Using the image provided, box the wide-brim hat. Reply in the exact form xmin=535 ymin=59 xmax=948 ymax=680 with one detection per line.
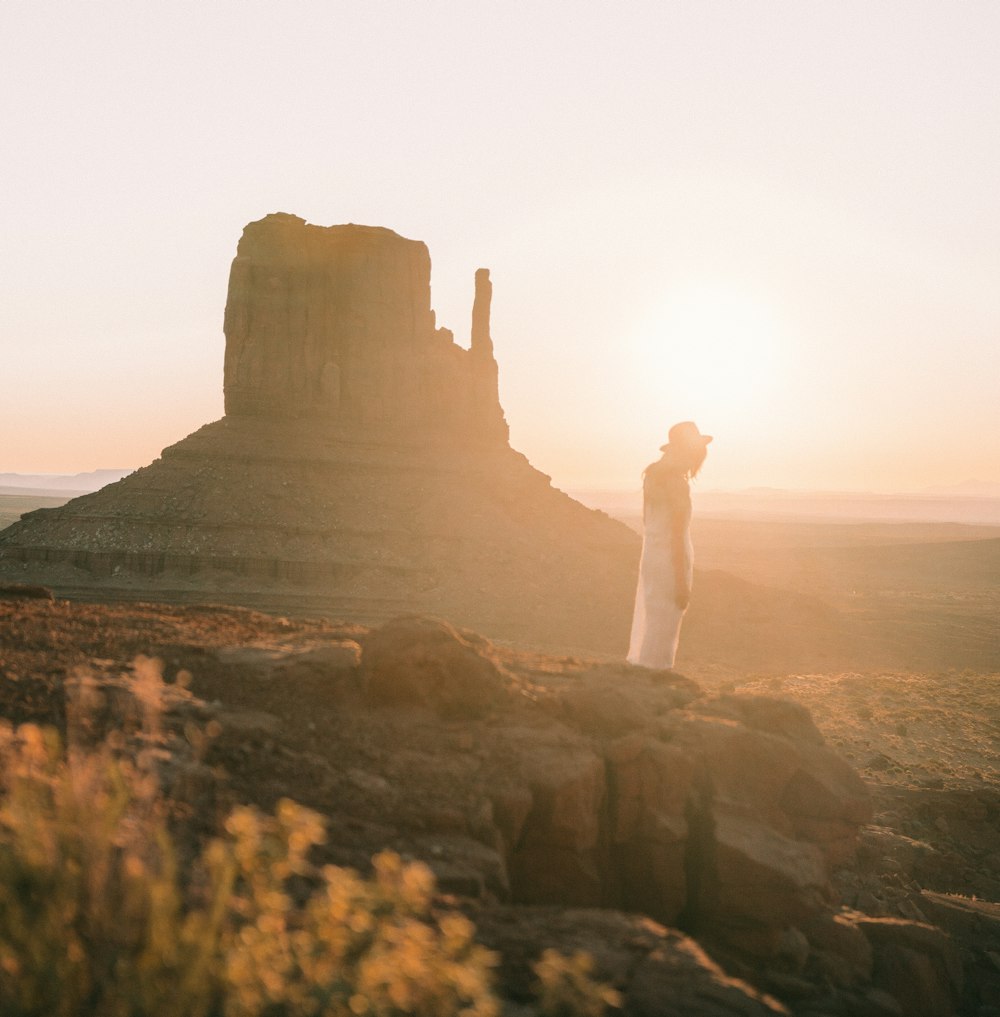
xmin=660 ymin=420 xmax=713 ymax=451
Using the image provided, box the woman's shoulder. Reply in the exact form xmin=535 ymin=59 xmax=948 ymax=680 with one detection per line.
xmin=644 ymin=459 xmax=689 ymax=499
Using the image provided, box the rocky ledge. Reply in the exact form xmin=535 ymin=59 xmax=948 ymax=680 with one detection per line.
xmin=3 ymin=595 xmax=992 ymax=1015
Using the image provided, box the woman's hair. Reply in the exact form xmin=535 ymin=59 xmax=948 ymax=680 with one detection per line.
xmin=686 ymin=443 xmax=708 ymax=480
xmin=644 ymin=443 xmax=707 ymax=483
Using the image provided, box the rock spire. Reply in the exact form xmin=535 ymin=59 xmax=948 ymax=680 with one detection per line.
xmin=223 ymin=213 xmax=508 ymax=443
xmin=0 ymin=215 xmax=638 ymax=652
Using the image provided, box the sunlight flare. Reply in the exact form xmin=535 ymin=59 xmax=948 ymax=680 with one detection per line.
xmin=634 ymin=283 xmax=786 ymax=426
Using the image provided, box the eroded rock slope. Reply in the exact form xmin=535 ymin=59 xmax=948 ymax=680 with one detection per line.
xmin=3 ymin=594 xmax=990 ymax=1015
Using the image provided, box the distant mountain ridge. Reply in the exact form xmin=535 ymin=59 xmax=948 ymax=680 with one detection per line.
xmin=0 ymin=469 xmax=133 ymax=495
xmin=570 ymin=483 xmax=1000 ymax=526
xmin=920 ymin=479 xmax=1000 ymax=497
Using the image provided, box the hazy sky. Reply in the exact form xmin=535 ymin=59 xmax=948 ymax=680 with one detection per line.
xmin=3 ymin=1 xmax=998 ymax=492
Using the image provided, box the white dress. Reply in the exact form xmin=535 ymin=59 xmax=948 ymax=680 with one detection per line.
xmin=626 ymin=463 xmax=693 ymax=669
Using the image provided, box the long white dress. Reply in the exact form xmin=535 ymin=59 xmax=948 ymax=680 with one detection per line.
xmin=626 ymin=462 xmax=693 ymax=669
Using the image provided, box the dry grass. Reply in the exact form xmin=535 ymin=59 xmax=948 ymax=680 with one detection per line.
xmin=0 ymin=658 xmax=617 ymax=1017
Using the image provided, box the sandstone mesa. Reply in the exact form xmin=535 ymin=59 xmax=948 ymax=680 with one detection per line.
xmin=0 ymin=214 xmax=637 ymax=651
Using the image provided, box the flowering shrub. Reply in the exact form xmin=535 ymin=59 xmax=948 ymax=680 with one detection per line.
xmin=533 ymin=949 xmax=622 ymax=1017
xmin=0 ymin=669 xmax=618 ymax=1017
xmin=217 ymin=803 xmax=499 ymax=1017
xmin=0 ymin=721 xmax=501 ymax=1017
xmin=0 ymin=722 xmax=225 ymax=1017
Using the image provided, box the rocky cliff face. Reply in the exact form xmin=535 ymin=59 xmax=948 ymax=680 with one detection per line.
xmin=3 ymin=595 xmax=979 ymax=1017
xmin=223 ymin=213 xmax=508 ymax=443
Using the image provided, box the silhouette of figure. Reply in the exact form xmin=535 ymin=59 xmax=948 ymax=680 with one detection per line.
xmin=627 ymin=422 xmax=712 ymax=669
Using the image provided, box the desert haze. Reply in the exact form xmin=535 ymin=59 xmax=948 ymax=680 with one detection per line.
xmin=2 ymin=498 xmax=998 ymax=1014
xmin=2 ymin=1 xmax=999 ymax=1011
xmin=1 ymin=213 xmax=998 ymax=1014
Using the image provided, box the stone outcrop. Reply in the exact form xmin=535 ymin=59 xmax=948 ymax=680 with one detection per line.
xmin=361 ymin=615 xmax=506 ymax=717
xmin=349 ymin=618 xmax=876 ymax=968
xmin=0 ymin=215 xmax=637 ymax=652
xmin=223 ymin=214 xmax=508 ymax=444
xmin=474 ymin=908 xmax=788 ymax=1017
xmin=3 ymin=597 xmax=980 ymax=1016
xmin=851 ymin=916 xmax=963 ymax=1017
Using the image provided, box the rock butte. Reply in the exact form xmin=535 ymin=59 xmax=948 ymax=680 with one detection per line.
xmin=0 ymin=214 xmax=639 ymax=651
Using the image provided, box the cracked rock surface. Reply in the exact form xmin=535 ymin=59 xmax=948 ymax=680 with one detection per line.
xmin=5 ymin=596 xmax=995 ymax=1014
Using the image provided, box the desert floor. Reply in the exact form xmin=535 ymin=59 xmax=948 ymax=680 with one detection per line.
xmin=2 ymin=498 xmax=998 ymax=900
xmin=684 ymin=517 xmax=1000 ymax=910
xmin=2 ymin=507 xmax=999 ymax=1012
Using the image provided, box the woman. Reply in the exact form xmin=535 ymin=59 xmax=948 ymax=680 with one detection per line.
xmin=627 ymin=421 xmax=712 ymax=670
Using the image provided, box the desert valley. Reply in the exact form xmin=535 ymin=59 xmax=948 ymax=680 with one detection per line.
xmin=2 ymin=506 xmax=998 ymax=1015
xmin=1 ymin=215 xmax=997 ymax=1016
xmin=7 ymin=1 xmax=1000 ymax=1012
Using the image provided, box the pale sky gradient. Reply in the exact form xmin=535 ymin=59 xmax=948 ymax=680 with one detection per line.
xmin=2 ymin=1 xmax=998 ymax=492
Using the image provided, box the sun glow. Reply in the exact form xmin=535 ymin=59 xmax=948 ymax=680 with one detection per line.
xmin=633 ymin=284 xmax=787 ymax=427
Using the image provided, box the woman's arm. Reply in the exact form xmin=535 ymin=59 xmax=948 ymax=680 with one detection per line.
xmin=666 ymin=475 xmax=691 ymax=610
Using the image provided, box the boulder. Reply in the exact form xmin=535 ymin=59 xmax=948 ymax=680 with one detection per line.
xmin=854 ymin=916 xmax=963 ymax=1017
xmin=410 ymin=832 xmax=509 ymax=900
xmin=686 ymin=695 xmax=872 ymax=849
xmin=916 ymin=893 xmax=1000 ymax=1016
xmin=673 ymin=714 xmax=801 ymax=825
xmin=801 ymin=909 xmax=875 ymax=986
xmin=706 ymin=813 xmax=829 ymax=936
xmin=503 ymin=728 xmax=608 ymax=907
xmin=780 ymin=739 xmax=872 ymax=860
xmin=605 ymin=733 xmax=694 ymax=924
xmin=858 ymin=826 xmax=944 ymax=884
xmin=556 ymin=664 xmax=700 ymax=740
xmin=697 ymin=694 xmax=825 ymax=746
xmin=361 ymin=616 xmax=506 ymax=717
xmin=473 ymin=907 xmax=788 ymax=1016
xmin=669 ymin=698 xmax=870 ymax=959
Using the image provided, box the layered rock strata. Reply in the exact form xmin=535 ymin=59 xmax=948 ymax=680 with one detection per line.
xmin=222 ymin=214 xmax=508 ymax=442
xmin=0 ymin=214 xmax=637 ymax=651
